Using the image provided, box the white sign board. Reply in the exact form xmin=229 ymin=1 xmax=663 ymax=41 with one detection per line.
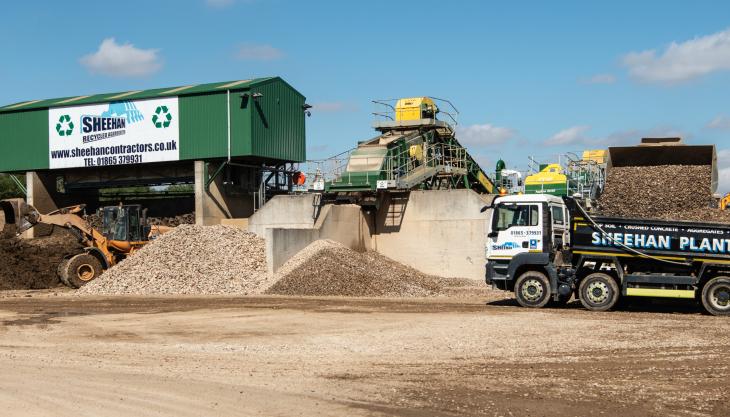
xmin=48 ymin=97 xmax=180 ymax=169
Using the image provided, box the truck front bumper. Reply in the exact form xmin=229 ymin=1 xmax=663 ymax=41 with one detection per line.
xmin=486 ymin=260 xmax=510 ymax=291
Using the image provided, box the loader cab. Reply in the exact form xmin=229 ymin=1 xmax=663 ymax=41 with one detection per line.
xmin=98 ymin=205 xmax=148 ymax=242
xmin=486 ymin=195 xmax=569 ymax=260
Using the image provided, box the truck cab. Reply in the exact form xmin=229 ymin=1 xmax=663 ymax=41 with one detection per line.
xmin=485 ymin=194 xmax=573 ymax=306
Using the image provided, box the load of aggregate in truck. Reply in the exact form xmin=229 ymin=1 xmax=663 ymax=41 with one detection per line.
xmin=78 ymin=225 xmax=270 ymax=295
xmin=596 ymin=165 xmax=730 ymax=223
xmin=265 ymin=240 xmax=473 ymax=297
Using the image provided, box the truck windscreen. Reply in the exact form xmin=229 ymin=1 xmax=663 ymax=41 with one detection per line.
xmin=493 ymin=204 xmax=539 ymax=231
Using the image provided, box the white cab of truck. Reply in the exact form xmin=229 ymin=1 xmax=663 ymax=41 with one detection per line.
xmin=486 ymin=194 xmax=570 ymax=261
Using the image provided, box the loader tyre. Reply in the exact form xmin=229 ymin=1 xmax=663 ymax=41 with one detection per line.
xmin=701 ymin=277 xmax=730 ymax=316
xmin=57 ymin=257 xmax=72 ymax=287
xmin=64 ymin=253 xmax=103 ymax=289
xmin=579 ymin=273 xmax=619 ymax=312
xmin=514 ymin=271 xmax=551 ymax=308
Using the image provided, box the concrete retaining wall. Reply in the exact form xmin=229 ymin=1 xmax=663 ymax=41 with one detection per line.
xmin=248 ymin=194 xmax=317 ymax=237
xmin=251 ymin=189 xmax=493 ymax=280
xmin=263 ymin=204 xmax=370 ymax=274
xmin=371 ymin=190 xmax=493 ymax=281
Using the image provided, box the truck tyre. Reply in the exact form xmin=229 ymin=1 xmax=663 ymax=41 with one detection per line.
xmin=57 ymin=257 xmax=72 ymax=287
xmin=579 ymin=273 xmax=620 ymax=312
xmin=514 ymin=271 xmax=551 ymax=308
xmin=701 ymin=277 xmax=730 ymax=316
xmin=63 ymin=253 xmax=103 ymax=289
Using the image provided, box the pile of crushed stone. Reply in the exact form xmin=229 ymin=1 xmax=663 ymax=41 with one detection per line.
xmin=78 ymin=225 xmax=270 ymax=295
xmin=265 ymin=240 xmax=475 ymax=298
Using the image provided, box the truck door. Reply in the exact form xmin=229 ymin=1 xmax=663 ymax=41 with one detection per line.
xmin=550 ymin=204 xmax=569 ymax=249
xmin=487 ymin=203 xmax=543 ymax=259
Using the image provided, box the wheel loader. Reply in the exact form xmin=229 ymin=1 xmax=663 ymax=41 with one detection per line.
xmin=0 ymin=199 xmax=170 ymax=288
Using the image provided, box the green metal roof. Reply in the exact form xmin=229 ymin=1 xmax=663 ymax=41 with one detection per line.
xmin=0 ymin=77 xmax=302 ymax=113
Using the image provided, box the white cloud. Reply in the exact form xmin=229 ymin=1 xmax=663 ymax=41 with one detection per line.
xmin=456 ymin=123 xmax=516 ymax=146
xmin=622 ymin=28 xmax=730 ymax=84
xmin=580 ymin=74 xmax=616 ymax=84
xmin=544 ymin=125 xmax=591 ymax=146
xmin=707 ymin=115 xmax=730 ymax=130
xmin=234 ymin=44 xmax=283 ymax=61
xmin=311 ymin=102 xmax=358 ymax=113
xmin=80 ymin=38 xmax=161 ymax=77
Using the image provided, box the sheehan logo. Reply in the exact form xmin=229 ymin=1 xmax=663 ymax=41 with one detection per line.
xmin=55 ymin=115 xmax=74 ymax=137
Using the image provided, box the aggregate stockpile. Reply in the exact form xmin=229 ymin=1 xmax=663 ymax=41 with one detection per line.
xmin=80 ymin=227 xmax=468 ymax=297
xmin=0 ymin=227 xmax=82 ymax=290
xmin=79 ymin=225 xmax=270 ymax=295
xmin=265 ymin=240 xmax=472 ymax=297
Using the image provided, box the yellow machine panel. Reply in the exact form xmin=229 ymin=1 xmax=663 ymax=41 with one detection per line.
xmin=395 ymin=97 xmax=438 ymax=121
xmin=582 ymin=149 xmax=607 ymax=164
xmin=524 ymin=164 xmax=567 ymax=186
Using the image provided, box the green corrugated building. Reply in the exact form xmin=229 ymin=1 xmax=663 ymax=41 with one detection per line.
xmin=0 ymin=77 xmax=307 ymax=226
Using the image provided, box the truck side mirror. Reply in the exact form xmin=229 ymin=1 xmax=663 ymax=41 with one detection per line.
xmin=488 ymin=231 xmax=498 ymax=238
xmin=480 ymin=205 xmax=489 ymax=213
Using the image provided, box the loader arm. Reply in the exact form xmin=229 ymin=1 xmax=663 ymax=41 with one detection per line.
xmin=1 ymin=198 xmax=115 ymax=266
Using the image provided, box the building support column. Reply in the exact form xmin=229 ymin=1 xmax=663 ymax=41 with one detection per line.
xmin=194 ymin=160 xmax=255 ymax=226
xmin=24 ymin=171 xmax=58 ymax=238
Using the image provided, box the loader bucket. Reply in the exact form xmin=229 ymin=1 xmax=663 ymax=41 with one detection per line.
xmin=0 ymin=198 xmax=37 ymax=235
xmin=607 ymin=138 xmax=718 ymax=193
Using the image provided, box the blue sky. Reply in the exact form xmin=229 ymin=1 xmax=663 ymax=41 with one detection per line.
xmin=3 ymin=0 xmax=730 ymax=190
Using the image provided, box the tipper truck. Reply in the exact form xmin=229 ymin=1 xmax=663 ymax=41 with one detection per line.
xmin=484 ymin=194 xmax=730 ymax=316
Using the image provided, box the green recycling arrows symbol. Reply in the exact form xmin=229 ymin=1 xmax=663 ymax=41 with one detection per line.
xmin=152 ymin=106 xmax=172 ymax=128
xmin=55 ymin=114 xmax=74 ymax=136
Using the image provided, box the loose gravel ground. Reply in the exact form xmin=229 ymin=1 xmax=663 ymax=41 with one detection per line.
xmin=78 ymin=225 xmax=270 ymax=295
xmin=597 ymin=165 xmax=730 ymax=222
xmin=266 ymin=240 xmax=475 ymax=297
xmin=0 ymin=295 xmax=727 ymax=417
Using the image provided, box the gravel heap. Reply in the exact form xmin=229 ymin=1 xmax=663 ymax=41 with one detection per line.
xmin=78 ymin=225 xmax=270 ymax=295
xmin=86 ymin=212 xmax=194 ymax=230
xmin=596 ymin=165 xmax=730 ymax=223
xmin=0 ymin=228 xmax=82 ymax=290
xmin=265 ymin=240 xmax=467 ymax=297
xmin=149 ymin=213 xmax=195 ymax=227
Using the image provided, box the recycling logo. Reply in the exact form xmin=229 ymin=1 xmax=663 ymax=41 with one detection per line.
xmin=152 ymin=106 xmax=172 ymax=128
xmin=55 ymin=115 xmax=74 ymax=137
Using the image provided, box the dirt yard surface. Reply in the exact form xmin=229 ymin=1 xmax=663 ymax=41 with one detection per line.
xmin=0 ymin=293 xmax=727 ymax=417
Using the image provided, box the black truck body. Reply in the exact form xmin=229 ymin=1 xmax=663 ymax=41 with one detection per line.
xmin=485 ymin=196 xmax=730 ymax=315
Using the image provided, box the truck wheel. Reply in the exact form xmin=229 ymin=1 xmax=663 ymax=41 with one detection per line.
xmin=63 ymin=253 xmax=103 ymax=289
xmin=579 ymin=273 xmax=619 ymax=312
xmin=514 ymin=271 xmax=551 ymax=308
xmin=701 ymin=277 xmax=730 ymax=316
